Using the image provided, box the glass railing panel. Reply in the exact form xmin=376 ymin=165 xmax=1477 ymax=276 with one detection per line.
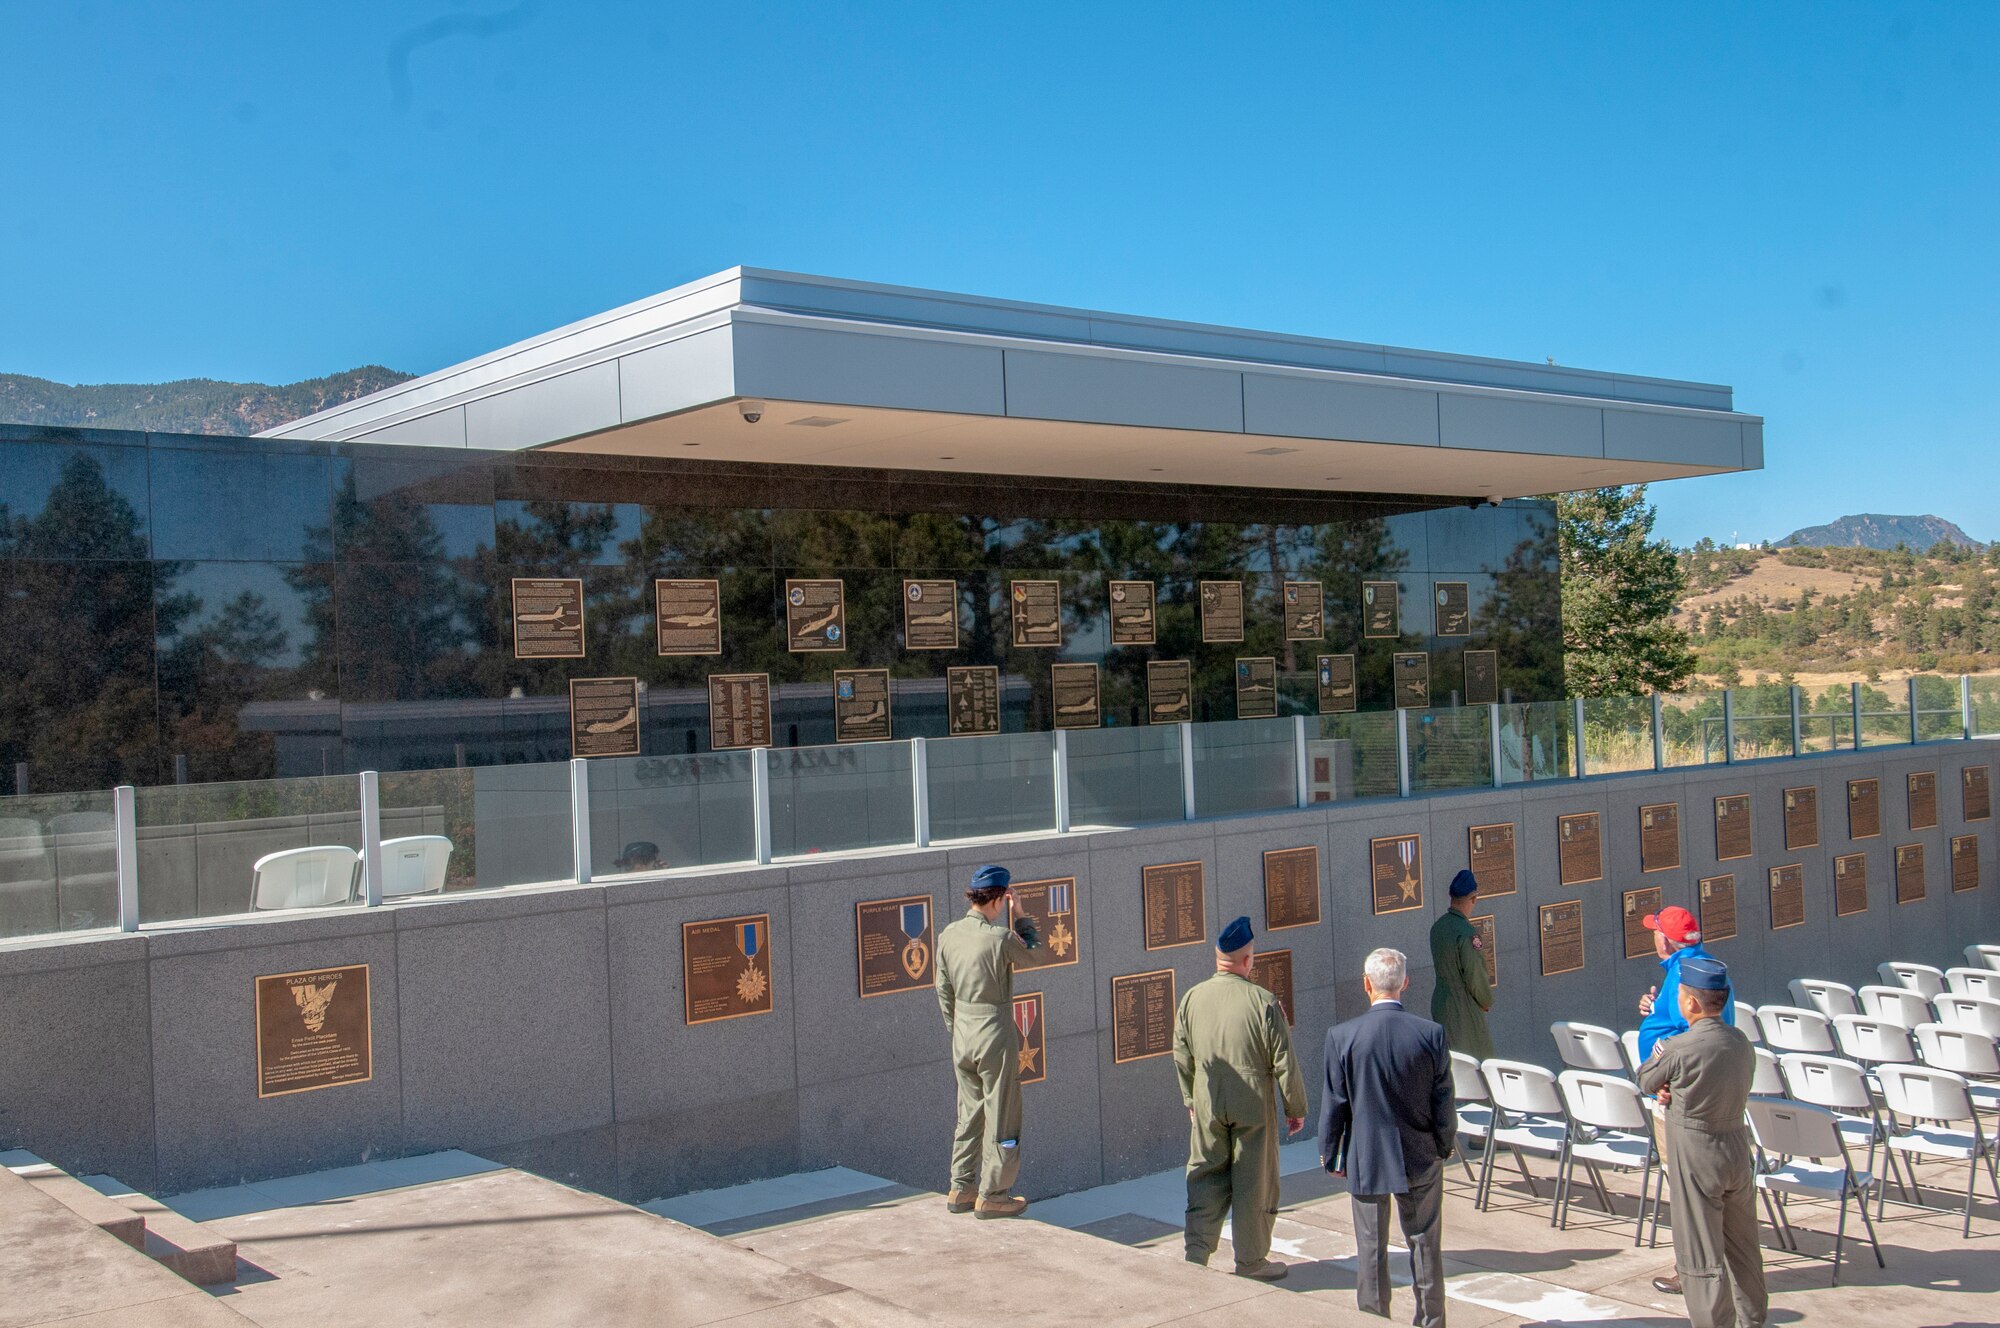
xmin=587 ymin=751 xmax=755 ymax=875
xmin=928 ymin=732 xmax=1056 ymax=842
xmin=1066 ymin=725 xmax=1184 ymax=827
xmin=1579 ymin=696 xmax=1653 ymax=775
xmin=1798 ymin=685 xmax=1856 ymax=753
xmin=1912 ymin=675 xmax=1963 ymax=743
xmin=382 ymin=761 xmax=574 ymax=892
xmin=1970 ymin=674 xmax=2000 ymax=738
xmin=1658 ymin=691 xmax=1726 ymax=767
xmin=1192 ymin=719 xmax=1296 ymax=818
xmin=1859 ymin=681 xmax=1910 ymax=748
xmin=1727 ymin=684 xmax=1797 ymax=762
xmin=0 ymin=789 xmax=119 ymax=938
xmin=1410 ymin=706 xmax=1494 ymax=792
xmin=767 ymin=742 xmax=914 ymax=857
xmin=1313 ymin=711 xmax=1400 ymax=800
xmin=1496 ymin=702 xmax=1572 ymax=785
xmin=134 ymin=775 xmax=362 ymax=922
xmin=376 ymin=767 xmax=476 ymax=893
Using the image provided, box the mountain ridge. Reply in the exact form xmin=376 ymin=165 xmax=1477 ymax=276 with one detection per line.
xmin=0 ymin=367 xmax=413 ymax=437
xmin=1780 ymin=512 xmax=1984 ymax=552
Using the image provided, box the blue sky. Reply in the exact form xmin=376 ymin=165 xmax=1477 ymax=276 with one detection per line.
xmin=5 ymin=3 xmax=1994 ymax=547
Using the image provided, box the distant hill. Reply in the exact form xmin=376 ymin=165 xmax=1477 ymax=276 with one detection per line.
xmin=0 ymin=366 xmax=412 ymax=437
xmin=1781 ymin=513 xmax=1984 ymax=552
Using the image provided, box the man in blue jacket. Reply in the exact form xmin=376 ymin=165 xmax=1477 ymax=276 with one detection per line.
xmin=1320 ymin=947 xmax=1453 ymax=1327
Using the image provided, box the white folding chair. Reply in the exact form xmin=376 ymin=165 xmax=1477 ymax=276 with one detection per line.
xmin=250 ymin=846 xmax=360 ymax=911
xmin=1934 ymin=994 xmax=2000 ymax=1041
xmin=1966 ymin=943 xmax=2000 ymax=974
xmin=1915 ymin=1023 xmax=2000 ymax=1114
xmin=378 ymin=835 xmax=452 ymax=898
xmin=1790 ymin=978 xmax=1861 ymax=1020
xmin=1551 ymin=1021 xmax=1627 ymax=1075
xmin=1946 ymin=967 xmax=2000 ymax=1002
xmin=1735 ymin=1001 xmax=1763 ymax=1044
xmin=1747 ymin=1098 xmax=1885 ymax=1283
xmin=1477 ymin=1059 xmax=1570 ymax=1215
xmin=1879 ymin=961 xmax=1948 ymax=1002
xmin=1758 ymin=1005 xmax=1836 ymax=1055
xmin=1620 ymin=1030 xmax=1643 ymax=1077
xmin=1780 ymin=1052 xmax=1912 ymax=1200
xmin=1751 ymin=1046 xmax=1785 ymax=1097
xmin=1554 ymin=1071 xmax=1660 ymax=1242
xmin=1834 ymin=1014 xmax=1920 ymax=1071
xmin=1449 ymin=1051 xmax=1493 ymax=1187
xmin=1859 ymin=984 xmax=1934 ymax=1031
xmin=1876 ymin=1064 xmax=2000 ymax=1237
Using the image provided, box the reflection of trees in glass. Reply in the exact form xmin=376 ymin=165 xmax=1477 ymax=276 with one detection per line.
xmin=1318 ymin=516 xmax=1410 ymax=709
xmin=1474 ymin=509 xmax=1561 ymax=703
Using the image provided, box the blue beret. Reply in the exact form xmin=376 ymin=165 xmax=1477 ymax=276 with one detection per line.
xmin=1681 ymin=956 xmax=1730 ymax=991
xmin=1218 ymin=915 xmax=1254 ymax=954
xmin=970 ymin=864 xmax=1011 ymax=892
xmin=1449 ymin=869 xmax=1479 ymax=898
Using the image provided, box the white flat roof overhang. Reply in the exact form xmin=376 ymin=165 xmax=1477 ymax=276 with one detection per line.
xmin=266 ymin=268 xmax=1762 ymax=498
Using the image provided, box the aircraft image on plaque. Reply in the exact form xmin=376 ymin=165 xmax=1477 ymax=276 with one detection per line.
xmin=785 ymin=579 xmax=847 ymax=652
xmin=1434 ymin=582 xmax=1471 ymax=637
xmin=1362 ymin=581 xmax=1400 ymax=638
xmin=1199 ymin=580 xmax=1245 ymax=643
xmin=1109 ymin=580 xmax=1157 ymax=646
xmin=682 ymin=914 xmax=774 ymax=1025
xmin=255 ymin=964 xmax=372 ymax=1098
xmin=1051 ymin=663 xmax=1101 ymax=729
xmin=1317 ymin=654 xmax=1357 ymax=713
xmin=833 ymin=669 xmax=893 ymax=743
xmin=1463 ymin=650 xmax=1499 ymax=706
xmin=1392 ymin=652 xmax=1429 ymax=709
xmin=1236 ymin=657 xmax=1278 ymax=719
xmin=708 ymin=673 xmax=773 ymax=750
xmin=569 ymin=677 xmax=641 ymax=758
xmin=946 ymin=666 xmax=1001 ymax=736
xmin=1468 ymin=823 xmax=1517 ymax=895
xmin=511 ymin=577 xmax=586 ymax=659
xmin=1010 ymin=580 xmax=1063 ymax=648
xmin=1010 ymin=877 xmax=1080 ymax=970
xmin=1013 ymin=992 xmax=1047 ymax=1085
xmin=1369 ymin=834 xmax=1423 ymax=914
xmin=1283 ymin=581 xmax=1324 ymax=640
xmin=902 ymin=579 xmax=960 ymax=651
xmin=654 ymin=579 xmax=722 ymax=656
xmin=855 ymin=896 xmax=934 ymax=998
xmin=1147 ymin=659 xmax=1193 ymax=724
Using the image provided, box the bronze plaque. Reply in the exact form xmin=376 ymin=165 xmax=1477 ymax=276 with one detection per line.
xmin=855 ymin=895 xmax=934 ymax=998
xmin=1952 ymin=835 xmax=1980 ymax=893
xmin=1640 ymin=803 xmax=1681 ymax=873
xmin=1111 ymin=969 xmax=1176 ymax=1064
xmin=902 ymin=579 xmax=959 ymax=651
xmin=1715 ymin=794 xmax=1753 ymax=861
xmin=1142 ymin=860 xmax=1207 ymax=950
xmin=1199 ymin=580 xmax=1246 ymax=644
xmin=1470 ymin=913 xmax=1498 ymax=987
xmin=1013 ymin=992 xmax=1047 ymax=1085
xmin=1010 ymin=579 xmax=1063 ymax=648
xmin=683 ymin=914 xmax=773 ymax=1024
xmin=1369 ymin=833 xmax=1424 ymax=915
xmin=1834 ymin=853 xmax=1869 ymax=917
xmin=785 ymin=578 xmax=847 ymax=652
xmin=1262 ymin=846 xmax=1321 ymax=931
xmin=1463 ymin=650 xmax=1499 ymax=706
xmin=1468 ymin=822 xmax=1517 ymax=896
xmin=946 ymin=666 xmax=1001 ymax=737
xmin=1011 ymin=877 xmax=1080 ymax=970
xmin=654 ymin=578 xmax=722 ymax=656
xmin=1622 ymin=887 xmax=1663 ymax=960
xmin=708 ymin=672 xmax=773 ymax=750
xmin=1283 ymin=581 xmax=1325 ymax=640
xmin=1558 ymin=812 xmax=1604 ymax=886
xmin=1051 ymin=662 xmax=1102 ymax=730
xmin=1317 ymin=654 xmax=1358 ymax=713
xmin=1848 ymin=779 xmax=1881 ymax=839
xmin=1434 ymin=581 xmax=1471 ymax=637
xmin=1393 ymin=652 xmax=1430 ymax=709
xmin=1699 ymin=874 xmax=1739 ymax=943
xmin=570 ymin=677 xmax=641 ymax=758
xmin=1908 ymin=771 xmax=1939 ymax=830
xmin=833 ymin=668 xmax=893 ymax=743
xmin=1965 ymin=765 xmax=1992 ymax=822
xmin=1109 ymin=580 xmax=1157 ymax=646
xmin=1783 ymin=786 xmax=1820 ymax=850
xmin=510 ymin=577 xmax=586 ymax=659
xmin=1539 ymin=901 xmax=1586 ymax=977
xmin=1362 ymin=580 xmax=1401 ymax=638
xmin=1250 ymin=949 xmax=1296 ymax=1026
xmin=1147 ymin=659 xmax=1193 ymax=725
xmin=255 ymin=964 xmax=372 ymax=1099
xmin=1895 ymin=844 xmax=1926 ymax=904
xmin=1770 ymin=864 xmax=1806 ymax=930
xmin=1236 ymin=657 xmax=1279 ymax=719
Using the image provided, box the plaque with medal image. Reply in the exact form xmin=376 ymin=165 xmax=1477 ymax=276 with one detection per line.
xmin=1369 ymin=834 xmax=1423 ymax=915
xmin=1013 ymin=992 xmax=1047 ymax=1085
xmin=1010 ymin=877 xmax=1081 ymax=970
xmin=684 ymin=914 xmax=774 ymax=1024
xmin=855 ymin=896 xmax=935 ymax=998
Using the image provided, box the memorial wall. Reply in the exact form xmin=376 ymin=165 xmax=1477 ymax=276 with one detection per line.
xmin=0 ymin=424 xmax=1557 ymax=794
xmin=1 ymin=739 xmax=1991 ymax=1204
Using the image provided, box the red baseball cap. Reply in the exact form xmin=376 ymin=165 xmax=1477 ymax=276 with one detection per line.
xmin=1643 ymin=905 xmax=1701 ymax=945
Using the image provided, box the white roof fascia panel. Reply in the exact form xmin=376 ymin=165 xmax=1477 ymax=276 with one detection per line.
xmin=730 ymin=320 xmax=1005 ymax=418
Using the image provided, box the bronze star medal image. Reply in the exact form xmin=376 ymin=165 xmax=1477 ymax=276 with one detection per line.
xmin=683 ymin=914 xmax=774 ymax=1024
xmin=255 ymin=964 xmax=372 ymax=1098
xmin=785 ymin=578 xmax=847 ymax=652
xmin=855 ymin=896 xmax=934 ymax=998
xmin=1369 ymin=833 xmax=1422 ymax=914
xmin=1109 ymin=580 xmax=1157 ymax=646
xmin=1013 ymin=992 xmax=1047 ymax=1085
xmin=510 ymin=577 xmax=586 ymax=659
xmin=569 ymin=677 xmax=641 ymax=758
xmin=1010 ymin=877 xmax=1080 ymax=970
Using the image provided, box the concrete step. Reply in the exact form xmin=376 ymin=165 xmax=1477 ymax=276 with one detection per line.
xmin=8 ymin=1160 xmax=147 ymax=1251
xmin=88 ymin=1182 xmax=239 ymax=1287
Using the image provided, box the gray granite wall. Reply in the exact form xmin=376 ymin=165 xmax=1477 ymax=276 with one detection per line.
xmin=2 ymin=741 xmax=1994 ymax=1203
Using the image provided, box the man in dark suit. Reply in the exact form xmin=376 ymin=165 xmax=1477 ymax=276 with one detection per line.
xmin=1320 ymin=946 xmax=1454 ymax=1327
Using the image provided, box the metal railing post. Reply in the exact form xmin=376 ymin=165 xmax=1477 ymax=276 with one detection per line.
xmin=1179 ymin=722 xmax=1197 ymax=821
xmin=114 ymin=785 xmax=139 ymax=933
xmin=568 ymin=758 xmax=593 ymax=884
xmin=1963 ymin=674 xmax=1975 ymax=739
xmin=1908 ymin=676 xmax=1922 ymax=745
xmin=360 ymin=770 xmax=384 ymax=905
xmin=1722 ymin=690 xmax=1736 ymax=764
xmin=1789 ymin=686 xmax=1803 ymax=757
xmin=1396 ymin=708 xmax=1413 ymax=797
xmin=751 ymin=750 xmax=773 ymax=864
xmin=1651 ymin=693 xmax=1665 ymax=771
xmin=1850 ymin=681 xmax=1864 ymax=750
xmin=1488 ymin=704 xmax=1503 ymax=789
xmin=911 ymin=737 xmax=931 ymax=848
xmin=1053 ymin=730 xmax=1072 ymax=833
xmin=1294 ymin=714 xmax=1311 ymax=808
xmin=1572 ymin=697 xmax=1587 ymax=779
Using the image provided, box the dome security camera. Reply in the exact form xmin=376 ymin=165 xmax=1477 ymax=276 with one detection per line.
xmin=738 ymin=400 xmax=765 ymax=424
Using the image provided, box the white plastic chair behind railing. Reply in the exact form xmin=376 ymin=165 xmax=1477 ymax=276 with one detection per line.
xmin=251 ymin=846 xmax=360 ymax=911
xmin=1791 ymin=978 xmax=1861 ymax=1020
xmin=1859 ymin=985 xmax=1934 ymax=1031
xmin=378 ymin=835 xmax=452 ymax=898
xmin=1879 ymin=961 xmax=1947 ymax=1002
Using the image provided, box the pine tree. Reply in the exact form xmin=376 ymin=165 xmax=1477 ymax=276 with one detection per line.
xmin=1556 ymin=486 xmax=1697 ymax=696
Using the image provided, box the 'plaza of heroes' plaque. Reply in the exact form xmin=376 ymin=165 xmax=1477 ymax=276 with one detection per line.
xmin=1200 ymin=580 xmax=1246 ymax=643
xmin=1434 ymin=582 xmax=1471 ymax=636
xmin=1848 ymin=779 xmax=1882 ymax=839
xmin=833 ymin=668 xmax=893 ymax=743
xmin=1623 ymin=887 xmax=1663 ymax=960
xmin=1769 ymin=864 xmax=1806 ymax=930
xmin=1463 ymin=650 xmax=1499 ymax=706
xmin=1010 ymin=580 xmax=1063 ymax=647
xmin=1953 ymin=835 xmax=1981 ymax=892
xmin=1640 ymin=803 xmax=1681 ymax=873
xmin=1470 ymin=914 xmax=1498 ymax=987
xmin=1715 ymin=794 xmax=1753 ymax=861
xmin=785 ymin=578 xmax=846 ymax=652
xmin=1283 ymin=581 xmax=1324 ymax=640
xmin=1363 ymin=581 xmax=1400 ymax=638
xmin=1784 ymin=787 xmax=1820 ymax=850
xmin=1051 ymin=663 xmax=1101 ymax=729
xmin=1895 ymin=844 xmax=1926 ymax=904
xmin=1965 ymin=765 xmax=1992 ymax=821
xmin=255 ymin=964 xmax=371 ymax=1098
xmin=1834 ymin=853 xmax=1869 ymax=917
xmin=510 ymin=577 xmax=586 ymax=659
xmin=1250 ymin=949 xmax=1296 ymax=1026
xmin=1318 ymin=655 xmax=1357 ymax=714
xmin=1236 ymin=657 xmax=1278 ymax=719
xmin=1699 ymin=874 xmax=1739 ymax=943
xmin=1909 ymin=771 xmax=1939 ymax=830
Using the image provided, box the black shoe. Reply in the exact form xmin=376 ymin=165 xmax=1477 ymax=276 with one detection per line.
xmin=1652 ymin=1274 xmax=1682 ymax=1296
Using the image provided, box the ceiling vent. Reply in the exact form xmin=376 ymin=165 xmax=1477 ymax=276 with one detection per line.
xmin=787 ymin=415 xmax=848 ymax=428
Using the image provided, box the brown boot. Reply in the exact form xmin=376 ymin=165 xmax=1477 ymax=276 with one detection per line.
xmin=1234 ymin=1258 xmax=1288 ymax=1281
xmin=975 ymin=1193 xmax=1028 ymax=1219
xmin=945 ymin=1189 xmax=976 ymax=1214
xmin=1652 ymin=1274 xmax=1682 ymax=1295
